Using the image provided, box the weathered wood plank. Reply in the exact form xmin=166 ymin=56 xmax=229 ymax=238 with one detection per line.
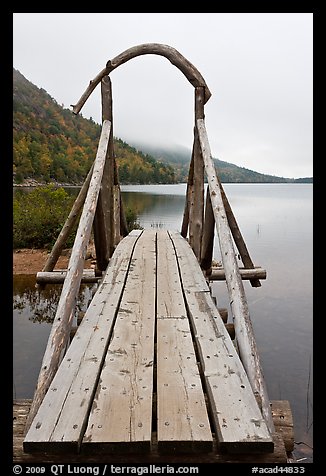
xmin=197 ymin=118 xmax=275 ymax=432
xmin=271 ymin=400 xmax=294 ymax=452
xmin=156 ymin=230 xmax=212 ymax=452
xmin=157 ymin=318 xmax=212 ymax=453
xmin=82 ymin=230 xmax=157 ymax=453
xmin=169 ymin=231 xmax=273 ymax=453
xmin=23 ymin=231 xmax=141 ymax=453
xmin=15 ymin=400 xmax=288 ymax=463
xmin=156 ymin=230 xmax=187 ymax=319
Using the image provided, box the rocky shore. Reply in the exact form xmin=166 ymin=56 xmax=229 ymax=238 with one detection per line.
xmin=13 ymin=179 xmax=81 ymax=188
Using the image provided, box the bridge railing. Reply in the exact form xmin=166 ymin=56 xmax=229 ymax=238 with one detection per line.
xmin=196 ymin=117 xmax=274 ymax=432
xmin=25 ymin=119 xmax=113 ymax=431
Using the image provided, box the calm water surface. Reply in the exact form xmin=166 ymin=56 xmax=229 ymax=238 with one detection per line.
xmin=13 ymin=183 xmax=313 ymax=461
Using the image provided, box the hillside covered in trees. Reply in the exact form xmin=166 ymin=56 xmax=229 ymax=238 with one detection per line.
xmin=131 ymin=143 xmax=313 ymax=183
xmin=13 ymin=68 xmax=312 ymax=185
xmin=13 ymin=69 xmax=176 ymax=185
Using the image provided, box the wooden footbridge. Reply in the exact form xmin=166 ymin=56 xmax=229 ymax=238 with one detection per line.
xmin=15 ymin=44 xmax=294 ymax=463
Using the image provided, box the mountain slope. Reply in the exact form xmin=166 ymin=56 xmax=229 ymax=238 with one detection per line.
xmin=13 ymin=68 xmax=312 ymax=185
xmin=13 ymin=68 xmax=176 ymax=185
xmin=130 ymin=143 xmax=313 ymax=183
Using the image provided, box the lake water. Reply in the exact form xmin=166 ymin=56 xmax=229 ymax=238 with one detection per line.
xmin=13 ymin=183 xmax=313 ymax=461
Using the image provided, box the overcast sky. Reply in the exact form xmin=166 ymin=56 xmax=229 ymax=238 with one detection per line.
xmin=13 ymin=13 xmax=313 ymax=178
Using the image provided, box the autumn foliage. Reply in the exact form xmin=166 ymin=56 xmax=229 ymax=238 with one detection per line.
xmin=13 ymin=68 xmax=176 ymax=185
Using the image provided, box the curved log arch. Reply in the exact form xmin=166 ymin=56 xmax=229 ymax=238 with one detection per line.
xmin=72 ymin=43 xmax=211 ymax=115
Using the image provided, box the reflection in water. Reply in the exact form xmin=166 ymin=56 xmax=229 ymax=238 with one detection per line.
xmin=13 ymin=275 xmax=96 ymax=324
xmin=13 ymin=274 xmax=97 ymax=400
xmin=122 ymin=190 xmax=185 ymax=230
xmin=13 ymin=183 xmax=313 ymax=461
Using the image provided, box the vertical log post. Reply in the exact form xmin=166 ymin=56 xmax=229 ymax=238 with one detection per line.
xmin=181 ymin=155 xmax=193 ymax=238
xmin=200 ymin=190 xmax=215 ymax=272
xmin=112 ymin=156 xmax=121 ymax=246
xmin=119 ymin=193 xmax=129 ymax=237
xmin=188 ymin=87 xmax=205 ymax=261
xmin=93 ymin=76 xmax=115 ymax=272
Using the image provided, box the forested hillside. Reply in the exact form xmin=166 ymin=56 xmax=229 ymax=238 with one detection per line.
xmin=13 ymin=68 xmax=312 ymax=185
xmin=13 ymin=69 xmax=176 ymax=185
xmin=131 ymin=143 xmax=313 ymax=183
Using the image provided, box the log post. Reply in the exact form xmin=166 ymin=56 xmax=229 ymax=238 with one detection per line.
xmin=93 ymin=76 xmax=115 ymax=272
xmin=200 ymin=189 xmax=215 ymax=271
xmin=120 ymin=193 xmax=129 ymax=236
xmin=25 ymin=120 xmax=111 ymax=433
xmin=188 ymin=87 xmax=205 ymax=261
xmin=113 ymin=156 xmax=122 ymax=245
xmin=181 ymin=155 xmax=193 ymax=238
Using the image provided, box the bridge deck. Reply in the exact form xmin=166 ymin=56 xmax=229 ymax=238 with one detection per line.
xmin=24 ymin=229 xmax=273 ymax=456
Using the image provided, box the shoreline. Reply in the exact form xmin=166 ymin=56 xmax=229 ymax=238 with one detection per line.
xmin=13 ymin=248 xmax=94 ymax=275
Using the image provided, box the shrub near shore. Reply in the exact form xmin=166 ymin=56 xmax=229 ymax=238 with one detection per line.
xmin=14 ymin=185 xmax=141 ymax=250
xmin=13 ymin=185 xmax=77 ymax=249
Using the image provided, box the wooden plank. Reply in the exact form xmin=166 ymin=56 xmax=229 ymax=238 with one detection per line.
xmin=197 ymin=118 xmax=275 ymax=432
xmin=23 ymin=231 xmax=141 ymax=453
xmin=25 ymin=120 xmax=112 ymax=433
xmin=169 ymin=231 xmax=274 ymax=454
xmin=156 ymin=230 xmax=212 ymax=452
xmin=82 ymin=230 xmax=157 ymax=453
xmin=15 ymin=400 xmax=288 ymax=463
xmin=156 ymin=230 xmax=187 ymax=319
xmin=157 ymin=318 xmax=212 ymax=452
xmin=271 ymin=400 xmax=294 ymax=452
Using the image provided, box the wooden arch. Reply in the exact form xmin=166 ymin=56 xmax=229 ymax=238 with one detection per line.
xmin=72 ymin=43 xmax=211 ymax=114
xmin=70 ymin=43 xmax=213 ymax=265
